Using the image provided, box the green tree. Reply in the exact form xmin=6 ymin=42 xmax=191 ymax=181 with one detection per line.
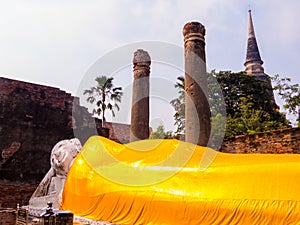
xmin=271 ymin=74 xmax=300 ymax=115
xmin=170 ymin=77 xmax=185 ymax=136
xmin=225 ymin=97 xmax=287 ymax=136
xmin=149 ymin=125 xmax=173 ymax=139
xmin=83 ymin=76 xmax=123 ymax=126
xmin=215 ymin=71 xmax=289 ymax=135
xmin=170 ymin=71 xmax=290 ymax=137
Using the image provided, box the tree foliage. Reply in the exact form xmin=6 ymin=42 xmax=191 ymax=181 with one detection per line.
xmin=170 ymin=77 xmax=185 ymax=136
xmin=216 ymin=71 xmax=289 ymax=135
xmin=271 ymin=74 xmax=300 ymax=115
xmin=225 ymin=97 xmax=288 ymax=136
xmin=149 ymin=125 xmax=173 ymax=139
xmin=83 ymin=76 xmax=123 ymax=126
xmin=170 ymin=71 xmax=290 ymax=137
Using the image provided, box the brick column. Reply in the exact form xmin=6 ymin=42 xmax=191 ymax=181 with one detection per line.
xmin=130 ymin=49 xmax=151 ymax=142
xmin=183 ymin=22 xmax=211 ymax=146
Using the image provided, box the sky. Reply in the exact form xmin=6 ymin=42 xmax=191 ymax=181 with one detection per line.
xmin=1 ymin=0 xmax=299 ymax=130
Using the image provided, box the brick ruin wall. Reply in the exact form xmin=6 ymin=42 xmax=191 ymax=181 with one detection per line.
xmin=0 ymin=183 xmax=38 ymax=223
xmin=0 ymin=77 xmax=100 ymax=182
xmin=220 ymin=127 xmax=300 ymax=153
xmin=0 ymin=77 xmax=103 ymax=211
xmin=0 ymin=208 xmax=16 ymax=225
xmin=0 ymin=183 xmax=37 ymax=208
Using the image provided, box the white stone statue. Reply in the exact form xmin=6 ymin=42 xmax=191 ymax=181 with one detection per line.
xmin=29 ymin=138 xmax=82 ymax=208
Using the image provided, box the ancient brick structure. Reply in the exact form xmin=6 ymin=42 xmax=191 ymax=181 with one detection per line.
xmin=183 ymin=22 xmax=211 ymax=146
xmin=244 ymin=10 xmax=265 ymax=77
xmin=0 ymin=208 xmax=16 ymax=224
xmin=0 ymin=77 xmax=134 ymax=208
xmin=0 ymin=77 xmax=98 ymax=183
xmin=244 ymin=10 xmax=274 ymax=96
xmin=0 ymin=183 xmax=37 ymax=208
xmin=0 ymin=182 xmax=36 ymax=224
xmin=130 ymin=49 xmax=151 ymax=142
xmin=220 ymin=127 xmax=300 ymax=153
xmin=105 ymin=122 xmax=130 ymax=143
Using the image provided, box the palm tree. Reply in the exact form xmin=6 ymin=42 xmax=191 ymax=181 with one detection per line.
xmin=83 ymin=76 xmax=123 ymax=127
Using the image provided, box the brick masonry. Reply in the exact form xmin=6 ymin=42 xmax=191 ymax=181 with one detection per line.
xmin=0 ymin=77 xmax=130 ymax=210
xmin=0 ymin=183 xmax=37 ymax=225
xmin=0 ymin=77 xmax=99 ymax=183
xmin=220 ymin=127 xmax=300 ymax=153
xmin=0 ymin=183 xmax=38 ymax=208
xmin=0 ymin=208 xmax=16 ymax=225
xmin=105 ymin=122 xmax=130 ymax=143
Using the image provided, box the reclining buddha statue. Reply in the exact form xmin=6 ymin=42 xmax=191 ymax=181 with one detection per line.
xmin=30 ymin=136 xmax=300 ymax=224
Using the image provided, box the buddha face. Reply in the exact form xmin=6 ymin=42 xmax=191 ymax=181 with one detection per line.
xmin=51 ymin=138 xmax=82 ymax=177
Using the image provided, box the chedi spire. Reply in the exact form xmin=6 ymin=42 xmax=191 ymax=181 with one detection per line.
xmin=244 ymin=9 xmax=276 ymax=103
xmin=244 ymin=10 xmax=264 ymax=75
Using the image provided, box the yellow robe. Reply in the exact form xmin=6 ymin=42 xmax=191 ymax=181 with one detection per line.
xmin=62 ymin=136 xmax=300 ymax=224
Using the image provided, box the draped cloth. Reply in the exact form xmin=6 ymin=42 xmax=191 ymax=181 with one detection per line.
xmin=62 ymin=136 xmax=300 ymax=224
